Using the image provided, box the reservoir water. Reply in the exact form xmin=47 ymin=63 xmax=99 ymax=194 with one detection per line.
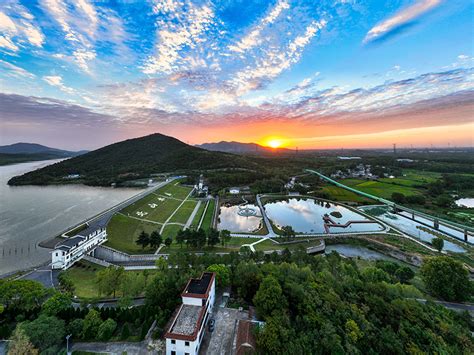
xmin=0 ymin=160 xmax=140 ymax=276
xmin=217 ymin=204 xmax=263 ymax=233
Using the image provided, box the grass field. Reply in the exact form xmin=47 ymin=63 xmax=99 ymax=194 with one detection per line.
xmin=105 ymin=214 xmax=159 ymax=254
xmin=190 ymin=201 xmax=207 ymax=229
xmin=169 ymin=200 xmax=198 ymax=224
xmin=160 ymin=235 xmax=260 ymax=253
xmin=105 ymin=181 xmax=199 ymax=254
xmin=200 ymin=199 xmax=216 ymax=230
xmin=66 ymin=260 xmax=158 ymax=299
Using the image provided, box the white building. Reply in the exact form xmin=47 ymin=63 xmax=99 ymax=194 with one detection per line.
xmin=165 ymin=272 xmax=216 ymax=355
xmin=51 ymin=222 xmax=107 ymax=270
xmin=229 ymin=187 xmax=240 ymax=195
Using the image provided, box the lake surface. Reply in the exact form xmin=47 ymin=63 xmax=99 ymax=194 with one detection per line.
xmin=264 ymin=198 xmax=383 ymax=234
xmin=455 ymin=198 xmax=474 ymax=208
xmin=0 ymin=160 xmax=141 ymax=275
xmin=325 ymin=244 xmax=393 ymax=261
xmin=217 ymin=204 xmax=263 ymax=233
xmin=361 ymin=206 xmax=467 ymax=252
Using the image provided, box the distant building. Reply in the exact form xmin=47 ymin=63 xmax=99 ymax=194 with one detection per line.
xmin=51 ymin=222 xmax=107 ymax=270
xmin=337 ymin=156 xmax=361 ymax=160
xmin=165 ymin=272 xmax=216 ymax=355
xmin=195 ymin=174 xmax=209 ymax=197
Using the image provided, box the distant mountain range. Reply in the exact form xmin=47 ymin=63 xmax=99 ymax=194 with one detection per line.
xmin=197 ymin=141 xmax=291 ymax=154
xmin=0 ymin=143 xmax=87 ymax=166
xmin=8 ymin=134 xmax=257 ymax=186
xmin=0 ymin=142 xmax=87 ymax=156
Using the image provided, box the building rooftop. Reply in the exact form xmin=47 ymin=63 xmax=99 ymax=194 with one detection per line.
xmin=169 ymin=304 xmax=203 ymax=336
xmin=183 ymin=272 xmax=213 ymax=296
xmin=77 ymin=220 xmax=107 ymax=237
xmin=58 ymin=236 xmax=85 ymax=249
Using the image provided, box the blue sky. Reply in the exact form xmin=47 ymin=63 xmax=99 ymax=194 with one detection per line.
xmin=0 ymin=0 xmax=472 ymax=150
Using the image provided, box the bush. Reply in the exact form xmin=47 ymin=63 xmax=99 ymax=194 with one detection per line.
xmin=121 ymin=324 xmax=130 ymax=340
xmin=405 ymin=195 xmax=425 ymax=205
xmin=391 ymin=192 xmax=405 ymax=204
xmin=98 ymin=318 xmax=117 ymax=341
xmin=67 ymin=318 xmax=84 ymax=339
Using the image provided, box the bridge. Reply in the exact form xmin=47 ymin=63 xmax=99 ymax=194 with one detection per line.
xmin=306 ymin=169 xmax=473 ymax=244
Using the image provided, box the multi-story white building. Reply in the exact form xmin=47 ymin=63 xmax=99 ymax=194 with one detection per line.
xmin=165 ymin=272 xmax=216 ymax=355
xmin=51 ymin=221 xmax=107 ymax=270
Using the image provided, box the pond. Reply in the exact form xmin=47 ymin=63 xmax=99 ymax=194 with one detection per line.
xmin=455 ymin=198 xmax=474 ymax=208
xmin=361 ymin=206 xmax=467 ymax=253
xmin=325 ymin=244 xmax=394 ymax=261
xmin=264 ymin=198 xmax=384 ymax=234
xmin=217 ymin=204 xmax=264 ymax=233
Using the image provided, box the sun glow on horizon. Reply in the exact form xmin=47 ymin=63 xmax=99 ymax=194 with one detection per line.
xmin=261 ymin=137 xmax=287 ymax=149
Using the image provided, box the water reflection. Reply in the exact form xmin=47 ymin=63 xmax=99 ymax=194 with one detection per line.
xmin=217 ymin=204 xmax=263 ymax=233
xmin=264 ymin=198 xmax=383 ymax=234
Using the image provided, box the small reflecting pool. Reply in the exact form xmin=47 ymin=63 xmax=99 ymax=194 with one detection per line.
xmin=217 ymin=204 xmax=264 ymax=233
xmin=264 ymin=198 xmax=383 ymax=234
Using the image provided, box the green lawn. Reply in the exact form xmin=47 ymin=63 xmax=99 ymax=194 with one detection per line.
xmin=65 ymin=261 xmax=104 ymax=299
xmin=200 ymin=199 xmax=216 ymax=230
xmin=158 ymin=183 xmax=192 ymax=200
xmin=162 ymin=224 xmax=183 ymax=239
xmin=105 ymin=214 xmax=159 ymax=254
xmin=169 ymin=200 xmax=198 ymax=224
xmin=190 ymin=201 xmax=207 ymax=229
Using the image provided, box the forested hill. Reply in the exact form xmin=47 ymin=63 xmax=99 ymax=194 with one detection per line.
xmin=8 ymin=133 xmax=257 ymax=186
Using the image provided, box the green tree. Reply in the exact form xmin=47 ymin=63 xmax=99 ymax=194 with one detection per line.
xmin=0 ymin=279 xmax=47 ymax=311
xmin=432 ymin=237 xmax=444 ymax=253
xmin=234 ymin=261 xmax=263 ymax=302
xmin=220 ymin=229 xmax=231 ymax=246
xmin=391 ymin=192 xmax=406 ymax=204
xmin=282 ymin=225 xmax=295 ymax=241
xmin=20 ymin=314 xmax=65 ymax=351
xmin=57 ymin=272 xmax=75 ymax=294
xmin=253 ymin=276 xmax=287 ymax=319
xmin=7 ymin=327 xmax=38 ymax=355
xmin=395 ymin=266 xmax=415 ymax=284
xmin=149 ymin=230 xmax=162 ymax=249
xmin=98 ymin=318 xmax=117 ymax=341
xmin=82 ymin=309 xmax=103 ymax=340
xmin=207 ymin=264 xmax=230 ymax=287
xmin=435 ymin=194 xmax=452 ymax=207
xmin=421 ymin=256 xmax=472 ymax=301
xmin=121 ymin=324 xmax=130 ymax=340
xmin=97 ymin=266 xmax=125 ymax=297
xmin=176 ymin=229 xmax=186 ymax=248
xmin=41 ymin=291 xmax=71 ymax=316
xmin=207 ymin=228 xmax=220 ymax=247
xmin=195 ymin=228 xmax=207 ymax=248
xmin=136 ymin=231 xmax=150 ymax=249
xmin=164 ymin=237 xmax=173 ymax=247
xmin=67 ymin=318 xmax=83 ymax=338
xmin=120 ymin=272 xmax=145 ymax=297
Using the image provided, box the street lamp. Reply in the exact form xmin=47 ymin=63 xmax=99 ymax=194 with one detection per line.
xmin=66 ymin=334 xmax=72 ymax=355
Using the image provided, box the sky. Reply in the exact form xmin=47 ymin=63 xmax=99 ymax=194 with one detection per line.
xmin=0 ymin=0 xmax=473 ymax=150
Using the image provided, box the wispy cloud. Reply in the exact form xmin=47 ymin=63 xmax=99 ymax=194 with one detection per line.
xmin=142 ymin=0 xmax=217 ymax=74
xmin=0 ymin=1 xmax=44 ymax=53
xmin=228 ymin=0 xmax=289 ymax=54
xmin=43 ymin=75 xmax=75 ymax=94
xmin=363 ymin=0 xmax=441 ymax=43
xmin=0 ymin=60 xmax=35 ymax=78
xmin=231 ymin=19 xmax=327 ymax=95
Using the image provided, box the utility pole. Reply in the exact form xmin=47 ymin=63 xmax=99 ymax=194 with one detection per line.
xmin=66 ymin=334 xmax=72 ymax=355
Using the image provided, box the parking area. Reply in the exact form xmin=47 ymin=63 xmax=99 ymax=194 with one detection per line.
xmin=200 ymin=307 xmax=249 ymax=355
xmin=17 ymin=265 xmax=59 ymax=289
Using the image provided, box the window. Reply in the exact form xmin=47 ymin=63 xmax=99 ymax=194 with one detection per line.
xmin=185 ymin=353 xmax=190 ymax=355
xmin=171 ymin=340 xmax=176 ymax=344
xmin=185 ymin=341 xmax=190 ymax=346
xmin=171 ymin=351 xmax=176 ymax=355
xmin=55 ymin=252 xmax=58 ymax=256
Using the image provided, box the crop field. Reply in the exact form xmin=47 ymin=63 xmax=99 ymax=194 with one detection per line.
xmin=321 ymin=185 xmax=372 ymax=203
xmin=338 ymin=179 xmax=421 ymax=199
xmin=105 ymin=181 xmax=212 ymax=254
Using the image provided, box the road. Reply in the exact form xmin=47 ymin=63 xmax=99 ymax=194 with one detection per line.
xmin=255 ymin=194 xmax=276 ymax=238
